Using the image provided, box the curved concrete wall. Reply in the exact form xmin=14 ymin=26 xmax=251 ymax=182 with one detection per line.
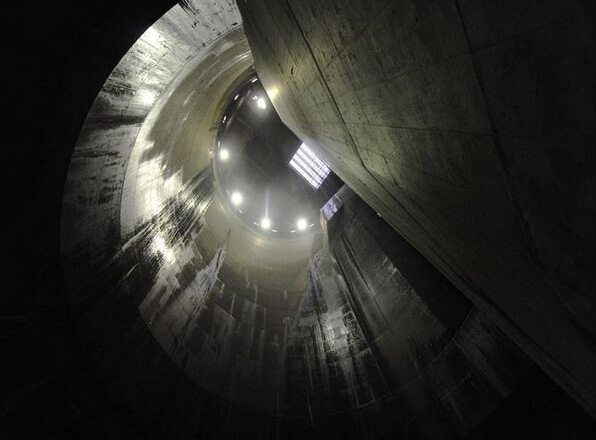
xmin=7 ymin=0 xmax=593 ymax=438
xmin=238 ymin=0 xmax=595 ymax=415
xmin=53 ymin=0 xmax=594 ymax=438
xmin=321 ymin=189 xmax=531 ymax=436
xmin=61 ymin=0 xmax=244 ymax=259
xmin=60 ymin=0 xmax=351 ymax=424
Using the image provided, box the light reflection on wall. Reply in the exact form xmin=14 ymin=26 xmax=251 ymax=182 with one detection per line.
xmin=134 ymin=155 xmax=183 ymax=222
xmin=152 ymin=235 xmax=175 ymax=263
xmin=141 ymin=26 xmax=163 ymax=48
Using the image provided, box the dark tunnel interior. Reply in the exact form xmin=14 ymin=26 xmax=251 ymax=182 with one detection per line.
xmin=3 ymin=0 xmax=595 ymax=439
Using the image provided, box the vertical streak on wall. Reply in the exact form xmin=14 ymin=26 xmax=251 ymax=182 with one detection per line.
xmin=324 ymin=187 xmax=532 ymax=436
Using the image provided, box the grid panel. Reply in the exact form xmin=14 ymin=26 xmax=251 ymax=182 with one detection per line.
xmin=289 ymin=143 xmax=331 ymax=189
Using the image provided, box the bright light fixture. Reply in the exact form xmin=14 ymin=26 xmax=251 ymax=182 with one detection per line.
xmin=219 ymin=149 xmax=230 ymax=160
xmin=230 ymin=191 xmax=242 ymax=206
xmin=257 ymin=97 xmax=267 ymax=110
xmin=260 ymin=217 xmax=271 ymax=230
xmin=289 ymin=143 xmax=331 ymax=189
xmin=297 ymin=218 xmax=308 ymax=230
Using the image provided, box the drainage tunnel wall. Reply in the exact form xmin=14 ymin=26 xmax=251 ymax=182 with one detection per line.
xmin=237 ymin=0 xmax=595 ymax=415
xmin=4 ymin=0 xmax=594 ymax=439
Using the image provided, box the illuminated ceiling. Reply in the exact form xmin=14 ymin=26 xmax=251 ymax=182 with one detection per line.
xmin=214 ymin=78 xmax=342 ymax=237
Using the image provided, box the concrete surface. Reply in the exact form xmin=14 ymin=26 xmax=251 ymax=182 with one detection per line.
xmin=3 ymin=0 xmax=594 ymax=439
xmin=238 ymin=0 xmax=595 ymax=415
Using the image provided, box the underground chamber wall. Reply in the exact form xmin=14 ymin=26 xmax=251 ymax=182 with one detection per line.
xmin=6 ymin=0 xmax=593 ymax=439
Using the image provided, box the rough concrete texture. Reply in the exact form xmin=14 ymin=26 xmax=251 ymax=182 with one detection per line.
xmin=5 ymin=0 xmax=593 ymax=438
xmin=324 ymin=188 xmax=531 ymax=436
xmin=237 ymin=0 xmax=595 ymax=414
xmin=57 ymin=0 xmax=539 ymax=436
xmin=62 ymin=0 xmax=245 ymax=261
xmin=8 ymin=0 xmax=595 ymax=440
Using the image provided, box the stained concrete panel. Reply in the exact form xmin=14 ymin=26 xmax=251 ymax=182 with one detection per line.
xmin=238 ymin=0 xmax=595 ymax=415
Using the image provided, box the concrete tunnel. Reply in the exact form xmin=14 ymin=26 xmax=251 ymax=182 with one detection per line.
xmin=3 ymin=0 xmax=595 ymax=439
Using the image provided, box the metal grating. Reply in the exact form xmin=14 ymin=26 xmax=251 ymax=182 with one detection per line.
xmin=289 ymin=143 xmax=331 ymax=189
